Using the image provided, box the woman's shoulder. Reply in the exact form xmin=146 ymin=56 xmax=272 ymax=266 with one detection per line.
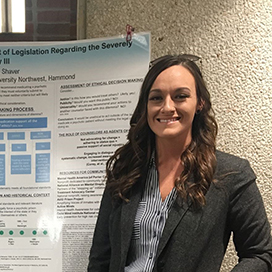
xmin=214 ymin=150 xmax=256 ymax=192
xmin=215 ymin=150 xmax=254 ymax=174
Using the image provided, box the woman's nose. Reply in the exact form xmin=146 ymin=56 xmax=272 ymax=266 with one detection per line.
xmin=161 ymin=97 xmax=175 ymax=112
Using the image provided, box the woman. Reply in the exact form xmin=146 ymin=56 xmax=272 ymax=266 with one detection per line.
xmin=87 ymin=55 xmax=272 ymax=271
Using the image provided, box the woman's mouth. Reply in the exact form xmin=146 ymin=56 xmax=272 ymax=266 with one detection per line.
xmin=157 ymin=117 xmax=181 ymax=123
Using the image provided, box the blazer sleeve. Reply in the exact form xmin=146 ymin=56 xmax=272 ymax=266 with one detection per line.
xmin=87 ymin=187 xmax=113 ymax=272
xmin=228 ymin=160 xmax=272 ymax=272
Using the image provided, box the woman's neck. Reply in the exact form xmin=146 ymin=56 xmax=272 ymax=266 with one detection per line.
xmin=155 ymin=138 xmax=188 ymax=201
xmin=155 ymin=137 xmax=190 ymax=166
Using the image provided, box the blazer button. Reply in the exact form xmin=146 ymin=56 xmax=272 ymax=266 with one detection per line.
xmin=157 ymin=260 xmax=165 ymax=271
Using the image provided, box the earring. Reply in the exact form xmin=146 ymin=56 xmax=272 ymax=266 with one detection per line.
xmin=195 ymin=109 xmax=201 ymax=115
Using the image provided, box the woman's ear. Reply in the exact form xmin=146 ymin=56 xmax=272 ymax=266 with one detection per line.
xmin=196 ymin=99 xmax=204 ymax=113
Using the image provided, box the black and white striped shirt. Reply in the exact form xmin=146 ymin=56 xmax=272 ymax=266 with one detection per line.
xmin=125 ymin=155 xmax=177 ymax=272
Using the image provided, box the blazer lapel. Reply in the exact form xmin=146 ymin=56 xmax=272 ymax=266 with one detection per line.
xmin=156 ymin=199 xmax=190 ymax=257
xmin=120 ymin=183 xmax=142 ymax=267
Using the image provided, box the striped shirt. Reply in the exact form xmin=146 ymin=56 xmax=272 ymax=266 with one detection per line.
xmin=125 ymin=155 xmax=177 ymax=272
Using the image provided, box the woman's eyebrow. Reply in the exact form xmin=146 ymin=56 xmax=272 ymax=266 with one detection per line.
xmin=149 ymin=87 xmax=191 ymax=94
xmin=174 ymin=87 xmax=191 ymax=92
xmin=149 ymin=89 xmax=161 ymax=94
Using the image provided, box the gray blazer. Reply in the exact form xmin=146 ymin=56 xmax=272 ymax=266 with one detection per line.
xmin=87 ymin=151 xmax=272 ymax=272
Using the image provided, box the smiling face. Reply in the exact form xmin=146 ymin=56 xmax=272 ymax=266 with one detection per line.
xmin=147 ymin=65 xmax=200 ymax=146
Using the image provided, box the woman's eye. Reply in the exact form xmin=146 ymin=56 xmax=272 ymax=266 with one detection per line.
xmin=149 ymin=96 xmax=162 ymax=101
xmin=175 ymin=94 xmax=189 ymax=100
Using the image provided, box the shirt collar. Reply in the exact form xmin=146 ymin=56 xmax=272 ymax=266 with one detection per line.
xmin=149 ymin=150 xmax=156 ymax=168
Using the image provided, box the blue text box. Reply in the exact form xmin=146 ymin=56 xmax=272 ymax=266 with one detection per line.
xmin=12 ymin=144 xmax=27 ymax=152
xmin=0 ymin=118 xmax=47 ymax=129
xmin=36 ymin=153 xmax=50 ymax=182
xmin=0 ymin=133 xmax=3 ymax=140
xmin=8 ymin=132 xmax=25 ymax=140
xmin=0 ymin=155 xmax=5 ymax=185
xmin=36 ymin=142 xmax=50 ymax=150
xmin=0 ymin=144 xmax=5 ymax=152
xmin=11 ymin=155 xmax=31 ymax=175
xmin=31 ymin=131 xmax=51 ymax=140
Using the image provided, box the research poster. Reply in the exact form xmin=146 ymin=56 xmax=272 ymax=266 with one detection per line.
xmin=0 ymin=33 xmax=150 ymax=272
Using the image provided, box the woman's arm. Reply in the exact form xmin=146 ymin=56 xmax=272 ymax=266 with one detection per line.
xmin=228 ymin=165 xmax=272 ymax=271
xmin=87 ymin=188 xmax=113 ymax=272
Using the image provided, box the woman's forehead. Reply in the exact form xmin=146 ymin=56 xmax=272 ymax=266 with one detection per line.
xmin=150 ymin=65 xmax=196 ymax=92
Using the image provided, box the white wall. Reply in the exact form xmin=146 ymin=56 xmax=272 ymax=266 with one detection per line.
xmin=85 ymin=0 xmax=272 ymax=270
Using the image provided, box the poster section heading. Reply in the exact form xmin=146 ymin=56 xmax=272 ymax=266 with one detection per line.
xmin=0 ymin=41 xmax=133 ymax=58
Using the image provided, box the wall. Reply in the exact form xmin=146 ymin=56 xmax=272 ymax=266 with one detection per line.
xmin=0 ymin=0 xmax=77 ymax=41
xmin=85 ymin=0 xmax=272 ymax=270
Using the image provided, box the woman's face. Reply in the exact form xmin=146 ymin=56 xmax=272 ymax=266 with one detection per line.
xmin=147 ymin=65 xmax=199 ymax=145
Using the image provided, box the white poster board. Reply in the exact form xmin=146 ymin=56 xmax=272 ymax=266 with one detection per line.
xmin=0 ymin=33 xmax=150 ymax=272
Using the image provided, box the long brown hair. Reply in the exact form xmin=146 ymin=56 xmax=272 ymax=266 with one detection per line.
xmin=106 ymin=55 xmax=218 ymax=208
